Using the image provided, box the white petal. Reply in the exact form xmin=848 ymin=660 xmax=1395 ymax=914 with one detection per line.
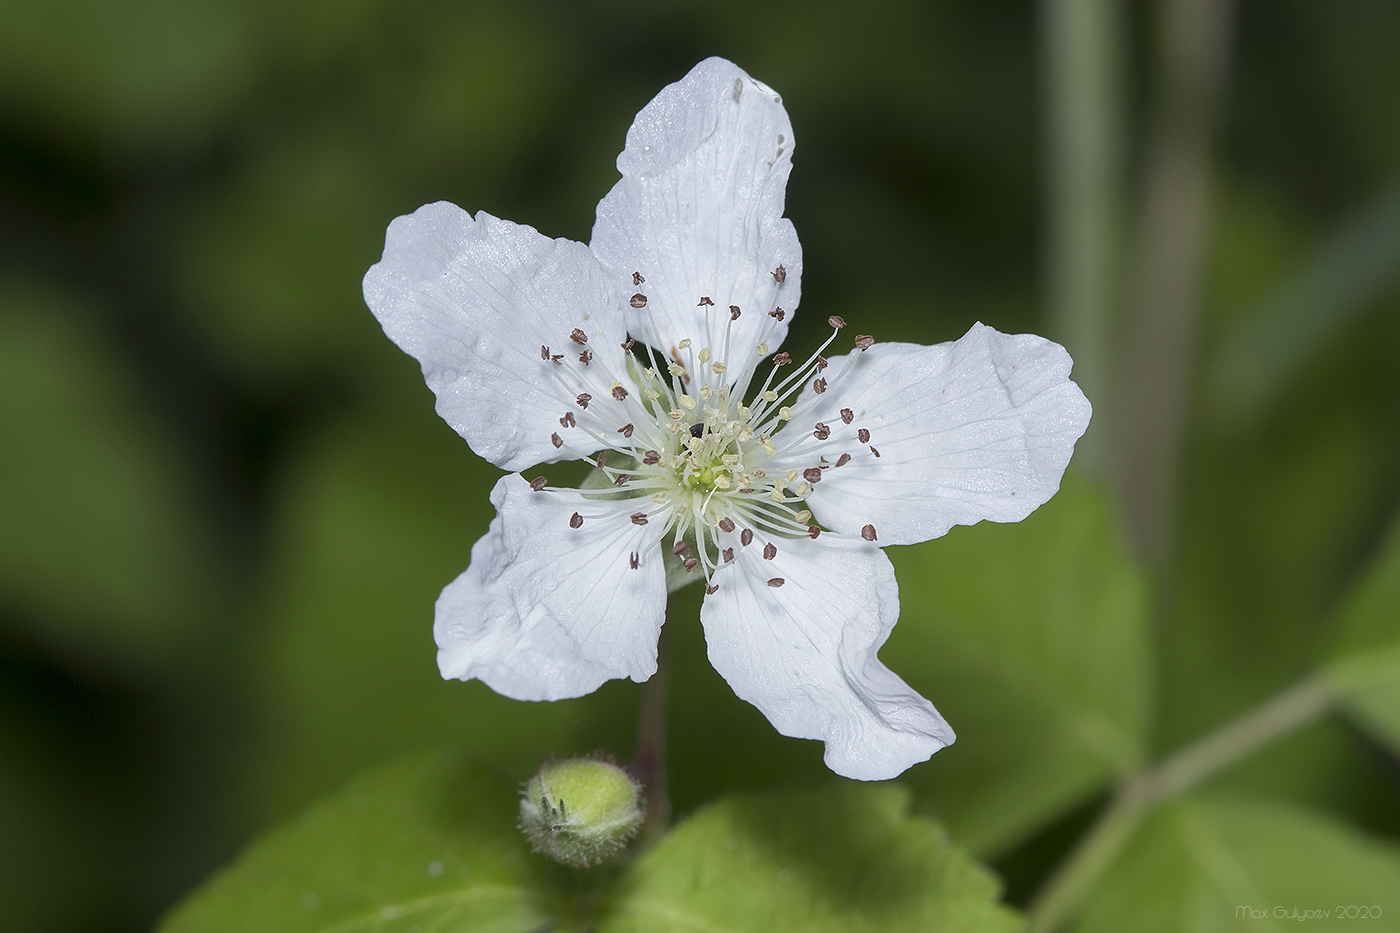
xmin=364 ymin=203 xmax=629 ymax=472
xmin=700 ymin=533 xmax=953 ymax=780
xmin=778 ymin=324 xmax=1091 ymax=546
xmin=435 ymin=474 xmax=666 ymax=700
xmin=591 ymin=57 xmax=802 ymax=376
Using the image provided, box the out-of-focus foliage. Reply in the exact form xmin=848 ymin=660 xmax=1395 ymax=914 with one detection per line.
xmin=1 ymin=0 xmax=1398 ymax=929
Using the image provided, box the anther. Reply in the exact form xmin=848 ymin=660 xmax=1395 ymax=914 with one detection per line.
xmin=570 ymin=512 xmax=584 ymax=529
xmin=772 ymin=265 xmax=787 ymax=283
xmin=861 ymin=524 xmax=878 ymax=541
xmin=633 ymin=271 xmax=645 ymax=285
xmin=835 ymin=453 xmax=851 ymax=468
xmin=618 ymin=423 xmax=633 ymax=437
xmin=560 ymin=412 xmax=576 ymax=428
xmin=551 ymin=433 xmax=563 ymax=448
xmin=840 ymin=408 xmax=854 ymax=424
xmin=813 ymin=423 xmax=831 ymax=440
xmin=552 ymin=354 xmax=563 ymax=364
xmin=812 ymin=378 xmax=827 ymax=394
xmin=570 ymin=328 xmax=588 ymax=345
xmin=763 ymin=542 xmax=777 ymax=560
xmin=630 ymin=513 xmax=649 ymax=526
xmin=541 ymin=345 xmax=551 ymax=360
xmin=613 ymin=473 xmax=629 ymax=486
xmin=595 ymin=452 xmax=606 ymax=469
xmin=577 ymin=393 xmax=592 ymax=409
xmin=858 ymin=428 xmax=870 ymax=443
xmin=706 ymin=584 xmax=719 ymax=595
xmin=579 ymin=349 xmax=593 ymax=365
xmin=767 ymin=578 xmax=785 ymax=588
xmin=698 ymin=296 xmax=714 ymax=306
xmin=808 ymin=525 xmax=821 ymax=538
xmin=630 ymin=293 xmax=648 ymax=308
xmin=621 ymin=338 xmax=635 ymax=350
xmin=530 ymin=476 xmax=548 ymax=491
xmin=769 ymin=308 xmax=786 ymax=321
xmin=718 ymin=518 xmax=735 ymax=533
xmin=730 ymin=305 xmax=741 ymax=320
xmin=816 ymin=356 xmax=828 ymax=372
xmin=722 ymin=547 xmax=734 ymax=563
xmin=643 ymin=450 xmax=660 ymax=465
xmin=773 ymin=352 xmax=791 ymax=366
xmin=683 ymin=558 xmax=699 ymax=572
xmin=612 ymin=385 xmax=628 ymax=401
xmin=870 ymin=446 xmax=881 ymax=457
xmin=828 ymin=315 xmax=846 ymax=329
xmin=803 ymin=468 xmax=823 ymax=484
xmin=630 ymin=551 xmax=640 ymax=569
xmin=854 ymin=334 xmax=874 ymax=351
xmin=672 ymin=541 xmax=690 ymax=556
xmin=741 ymin=529 xmax=754 ymax=546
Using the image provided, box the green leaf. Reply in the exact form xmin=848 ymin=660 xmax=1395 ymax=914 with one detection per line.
xmin=885 ymin=477 xmax=1151 ymax=856
xmin=0 ymin=281 xmax=218 ymax=671
xmin=159 ymin=751 xmax=553 ymax=932
xmin=1074 ymin=794 xmax=1400 ymax=933
xmin=601 ymin=783 xmax=1021 ymax=933
xmin=1326 ymin=513 xmax=1400 ymax=754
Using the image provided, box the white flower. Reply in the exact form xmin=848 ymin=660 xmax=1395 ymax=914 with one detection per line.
xmin=363 ymin=58 xmax=1091 ymax=781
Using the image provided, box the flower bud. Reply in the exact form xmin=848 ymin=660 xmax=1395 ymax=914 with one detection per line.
xmin=518 ymin=758 xmax=644 ymax=868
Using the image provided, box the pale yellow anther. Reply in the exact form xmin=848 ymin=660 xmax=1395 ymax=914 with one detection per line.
xmin=668 ymin=362 xmax=686 ymax=377
xmin=643 ymin=388 xmax=661 ymax=402
xmin=778 ymin=406 xmax=793 ymax=421
xmin=786 ymin=470 xmax=800 ymax=484
xmin=757 ymin=342 xmax=769 ymax=355
xmin=738 ymin=428 xmax=754 ymax=442
xmin=770 ymin=487 xmax=786 ymax=502
xmin=713 ymin=474 xmax=731 ymax=489
xmin=738 ymin=404 xmax=751 ymax=420
xmin=795 ymin=509 xmax=812 ymax=524
xmin=669 ymin=409 xmax=684 ymax=421
xmin=721 ymin=454 xmax=739 ymax=465
xmin=753 ymin=468 xmax=767 ymax=478
xmin=699 ymin=348 xmax=711 ymax=363
xmin=687 ymin=437 xmax=703 ymax=453
xmin=678 ymin=338 xmax=692 ymax=350
xmin=652 ymin=492 xmax=669 ymax=504
xmin=797 ymin=481 xmax=811 ymax=497
xmin=699 ymin=384 xmax=713 ymax=400
xmin=712 ymin=362 xmax=727 ymax=374
xmin=761 ymin=438 xmax=777 ymax=455
xmin=643 ymin=367 xmax=657 ymax=381
xmin=762 ymin=391 xmax=778 ymax=402
xmin=679 ymin=395 xmax=696 ymax=411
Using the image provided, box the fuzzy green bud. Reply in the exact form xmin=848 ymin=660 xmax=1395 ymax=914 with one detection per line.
xmin=518 ymin=758 xmax=644 ymax=868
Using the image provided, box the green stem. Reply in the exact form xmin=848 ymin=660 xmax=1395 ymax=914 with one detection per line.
xmin=634 ymin=623 xmax=671 ymax=844
xmin=1025 ymin=676 xmax=1335 ymax=933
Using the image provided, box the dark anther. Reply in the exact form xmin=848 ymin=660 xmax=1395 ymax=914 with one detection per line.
xmin=621 ymin=338 xmax=635 ymax=351
xmin=769 ymin=308 xmax=786 ymax=321
xmin=530 ymin=476 xmax=547 ymax=492
xmin=540 ymin=345 xmax=551 ymax=360
xmin=718 ymin=518 xmax=735 ymax=533
xmin=570 ymin=512 xmax=584 ymax=529
xmin=612 ymin=385 xmax=628 ymax=401
xmin=740 ymin=529 xmax=754 ymax=546
xmin=671 ymin=541 xmax=690 ymax=556
xmin=808 ymin=525 xmax=821 ymax=538
xmin=772 ymin=265 xmax=787 ymax=283
xmin=857 ymin=428 xmax=870 ymax=444
xmin=618 ymin=423 xmax=634 ymax=437
xmin=683 ymin=558 xmax=699 ymax=572
xmin=767 ymin=577 xmax=785 ymax=588
xmin=835 ymin=453 xmax=852 ymax=468
xmin=570 ymin=328 xmax=588 ymax=345
xmin=706 ymin=584 xmax=719 ymax=595
xmin=854 ymin=334 xmax=874 ymax=351
xmin=579 ymin=349 xmax=593 ymax=365
xmin=613 ymin=473 xmax=629 ymax=486
xmin=730 ymin=305 xmax=741 ymax=320
xmin=560 ymin=412 xmax=576 ymax=428
xmin=827 ymin=315 xmax=846 ymax=329
xmin=813 ymin=423 xmax=831 ymax=440
xmin=630 ymin=512 xmax=649 ymax=525
xmin=870 ymin=446 xmax=881 ymax=458
xmin=630 ymin=293 xmax=648 ymax=308
xmin=689 ymin=423 xmax=705 ymax=439
xmin=552 ymin=354 xmax=563 ymax=364
xmin=722 ymin=547 xmax=734 ymax=563
xmin=643 ymin=450 xmax=660 ymax=465
xmin=840 ymin=408 xmax=854 ymax=424
xmin=812 ymin=378 xmax=827 ymax=394
xmin=763 ymin=542 xmax=777 ymax=560
xmin=803 ymin=467 xmax=823 ymax=484
xmin=630 ymin=551 xmax=640 ymax=569
xmin=816 ymin=356 xmax=828 ymax=372
xmin=698 ymin=296 xmax=714 ymax=306
xmin=595 ymin=452 xmax=606 ymax=469
xmin=861 ymin=524 xmax=878 ymax=541
xmin=633 ymin=271 xmax=645 ymax=285
xmin=773 ymin=352 xmax=791 ymax=366
xmin=551 ymin=433 xmax=563 ymax=448
xmin=576 ymin=393 xmax=592 ymax=409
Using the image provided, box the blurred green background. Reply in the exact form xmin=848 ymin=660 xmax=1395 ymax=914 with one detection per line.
xmin=2 ymin=0 xmax=1398 ymax=930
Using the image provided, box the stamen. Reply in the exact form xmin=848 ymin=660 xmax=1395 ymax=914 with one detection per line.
xmin=827 ymin=315 xmax=846 ymax=329
xmin=718 ymin=518 xmax=735 ymax=533
xmin=813 ymin=423 xmax=830 ymax=440
xmin=767 ymin=577 xmax=785 ymax=587
xmin=540 ymin=345 xmax=550 ymax=360
xmin=861 ymin=524 xmax=878 ymax=541
xmin=630 ymin=513 xmax=649 ymax=525
xmin=630 ymin=294 xmax=648 ymax=308
xmin=772 ymin=265 xmax=786 ymax=283
xmin=570 ymin=328 xmax=588 ymax=345
xmin=618 ymin=423 xmax=634 ymax=437
xmin=835 ymin=453 xmax=851 ymax=467
xmin=579 ymin=349 xmax=593 ymax=365
xmin=857 ymin=428 xmax=870 ymax=443
xmin=722 ymin=547 xmax=734 ymax=563
xmin=630 ymin=551 xmax=640 ymax=569
xmin=530 ymin=476 xmax=547 ymax=491
xmin=840 ymin=408 xmax=854 ymax=424
xmin=763 ymin=543 xmax=777 ymax=560
xmin=633 ymin=271 xmax=645 ymax=285
xmin=854 ymin=334 xmax=874 ymax=350
xmin=870 ymin=446 xmax=881 ymax=457
xmin=698 ymin=296 xmax=714 ymax=306
xmin=706 ymin=584 xmax=719 ymax=595
xmin=812 ymin=377 xmax=827 ymax=394
xmin=570 ymin=512 xmax=584 ymax=529
xmin=577 ymin=393 xmax=592 ymax=409
xmin=741 ymin=529 xmax=753 ymax=546
xmin=730 ymin=305 xmax=741 ymax=321
xmin=551 ymin=433 xmax=563 ymax=448
xmin=612 ymin=385 xmax=628 ymax=401
xmin=802 ymin=468 xmax=822 ymax=484
xmin=808 ymin=525 xmax=821 ymax=538
xmin=560 ymin=412 xmax=576 ymax=428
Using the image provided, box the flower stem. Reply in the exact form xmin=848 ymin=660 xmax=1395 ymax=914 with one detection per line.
xmin=634 ymin=622 xmax=671 ymax=843
xmin=1025 ymin=675 xmax=1336 ymax=933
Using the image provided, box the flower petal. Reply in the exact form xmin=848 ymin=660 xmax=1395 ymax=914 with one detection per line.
xmin=364 ymin=202 xmax=629 ymax=472
xmin=592 ymin=57 xmax=802 ymax=376
xmin=701 ymin=533 xmax=953 ymax=780
xmin=779 ymin=324 xmax=1091 ymax=546
xmin=435 ymin=474 xmax=667 ymax=700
